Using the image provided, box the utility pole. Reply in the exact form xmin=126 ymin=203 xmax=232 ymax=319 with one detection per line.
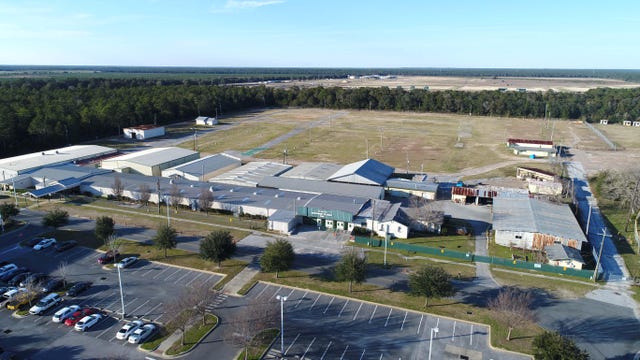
xmin=365 ymin=138 xmax=369 ymax=159
xmin=156 ymin=178 xmax=161 ymax=215
xmin=586 ymin=203 xmax=592 ymax=235
xmin=117 ymin=265 xmax=126 ymax=320
xmin=593 ymin=228 xmax=607 ymax=281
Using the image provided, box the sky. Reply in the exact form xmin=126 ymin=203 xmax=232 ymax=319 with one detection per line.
xmin=0 ymin=0 xmax=638 ymax=68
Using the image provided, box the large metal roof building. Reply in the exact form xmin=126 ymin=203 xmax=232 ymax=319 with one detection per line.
xmin=209 ymin=161 xmax=292 ymax=187
xmin=100 ymin=147 xmax=199 ymax=177
xmin=257 ymin=176 xmax=384 ymax=199
xmin=280 ymin=162 xmax=342 ymax=181
xmin=0 ymin=145 xmax=116 ymax=179
xmin=327 ymin=158 xmax=394 ymax=186
xmin=161 ymin=153 xmax=241 ymax=181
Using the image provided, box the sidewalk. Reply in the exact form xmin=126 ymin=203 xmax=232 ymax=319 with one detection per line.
xmin=221 ymin=256 xmax=261 ymax=295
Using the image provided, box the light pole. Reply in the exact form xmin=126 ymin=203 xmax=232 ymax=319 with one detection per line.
xmin=384 ymin=224 xmax=389 ymax=267
xmin=11 ymin=179 xmax=18 ymax=206
xmin=117 ymin=264 xmax=126 ymax=320
xmin=164 ymin=195 xmax=171 ymax=226
xmin=190 ymin=128 xmax=198 ymax=151
xmin=428 ymin=326 xmax=439 ymax=360
xmin=276 ymin=295 xmax=288 ymax=357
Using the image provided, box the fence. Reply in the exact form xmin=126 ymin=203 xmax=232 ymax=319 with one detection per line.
xmin=353 ymin=236 xmax=595 ymax=280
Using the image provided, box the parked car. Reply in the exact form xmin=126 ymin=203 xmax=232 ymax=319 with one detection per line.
xmin=128 ymin=323 xmax=157 ymax=344
xmin=0 ymin=264 xmax=17 ymax=277
xmin=25 ymin=237 xmax=45 ymax=247
xmin=19 ymin=273 xmax=47 ymax=288
xmin=117 ymin=256 xmax=138 ymax=269
xmin=2 ymin=288 xmax=26 ymax=301
xmin=33 ymin=238 xmax=56 ymax=250
xmin=5 ymin=292 xmax=36 ymax=311
xmin=40 ymin=278 xmax=63 ymax=293
xmin=66 ymin=281 xmax=92 ymax=297
xmin=115 ymin=320 xmax=144 ymax=340
xmin=52 ymin=305 xmax=81 ymax=323
xmin=64 ymin=308 xmax=97 ymax=327
xmin=54 ymin=240 xmax=77 ymax=252
xmin=0 ymin=267 xmax=28 ymax=282
xmin=8 ymin=272 xmax=31 ymax=286
xmin=29 ymin=293 xmax=63 ymax=315
xmin=98 ymin=250 xmax=120 ymax=265
xmin=75 ymin=313 xmax=103 ymax=331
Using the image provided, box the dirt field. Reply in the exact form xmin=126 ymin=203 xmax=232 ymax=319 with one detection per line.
xmin=264 ymin=76 xmax=640 ymax=92
xmin=190 ymin=108 xmax=640 ymax=175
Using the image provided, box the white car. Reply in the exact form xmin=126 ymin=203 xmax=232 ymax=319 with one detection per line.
xmin=117 ymin=256 xmax=138 ymax=269
xmin=0 ymin=264 xmax=17 ymax=276
xmin=29 ymin=293 xmax=63 ymax=315
xmin=116 ymin=320 xmax=144 ymax=340
xmin=52 ymin=305 xmax=81 ymax=323
xmin=33 ymin=238 xmax=56 ymax=250
xmin=74 ymin=313 xmax=103 ymax=331
xmin=128 ymin=323 xmax=157 ymax=344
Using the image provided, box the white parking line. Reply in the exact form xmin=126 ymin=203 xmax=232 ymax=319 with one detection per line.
xmin=140 ymin=267 xmax=156 ymax=277
xmin=96 ymin=321 xmax=116 ymax=339
xmin=340 ymin=345 xmax=349 ymax=360
xmin=417 ymin=314 xmax=424 ymax=335
xmin=400 ymin=311 xmax=408 ymax=331
xmin=92 ymin=292 xmax=117 ymax=307
xmin=153 ymin=311 xmax=166 ymax=323
xmin=378 ymin=353 xmax=383 ymax=360
xmin=152 ymin=267 xmax=171 ymax=280
xmin=295 ymin=291 xmax=308 ymax=308
xmin=309 ymin=294 xmax=321 ymax=311
xmin=284 ymin=333 xmax=300 ymax=355
xmin=338 ymin=300 xmax=349 ymax=317
xmin=452 ymin=321 xmax=456 ymax=341
xmin=141 ymin=302 xmax=163 ymax=319
xmin=384 ymin=308 xmax=392 ymax=327
xmin=255 ymin=284 xmax=269 ymax=299
xmin=174 ymin=270 xmax=191 ymax=284
xmin=352 ymin=302 xmax=363 ymax=321
xmin=323 ymin=297 xmax=335 ymax=314
xmin=184 ymin=271 xmax=203 ymax=287
xmin=301 ymin=337 xmax=316 ymax=360
xmin=359 ymin=348 xmax=366 ymax=360
xmin=320 ymin=341 xmax=333 ymax=360
xmin=285 ymin=288 xmax=295 ymax=299
xmin=368 ymin=305 xmax=378 ymax=324
xmin=203 ymin=273 xmax=216 ymax=284
xmin=103 ymin=298 xmax=120 ymax=311
xmin=164 ymin=268 xmax=182 ymax=281
xmin=270 ymin=286 xmax=283 ymax=299
xmin=129 ymin=299 xmax=151 ymax=316
xmin=470 ymin=324 xmax=473 ymax=345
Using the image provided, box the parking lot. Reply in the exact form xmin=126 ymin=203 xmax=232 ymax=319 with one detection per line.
xmin=247 ymin=282 xmax=529 ymax=360
xmin=0 ymin=233 xmax=223 ymax=359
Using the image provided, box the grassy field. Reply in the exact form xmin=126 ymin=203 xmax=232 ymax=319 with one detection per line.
xmin=491 ymin=269 xmax=597 ymax=299
xmin=595 ymin=123 xmax=640 ymax=149
xmin=188 ymin=108 xmax=608 ymax=172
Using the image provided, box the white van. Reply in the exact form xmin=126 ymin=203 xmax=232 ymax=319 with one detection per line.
xmin=29 ymin=293 xmax=63 ymax=315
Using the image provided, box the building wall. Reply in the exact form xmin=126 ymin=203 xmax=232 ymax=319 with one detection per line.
xmin=512 ymin=149 xmax=555 ymax=158
xmin=495 ymin=230 xmax=535 ymax=249
xmin=123 ymin=127 xmax=165 ymax=140
xmin=387 ymin=187 xmax=436 ymax=200
xmin=549 ymin=259 xmax=584 ymax=270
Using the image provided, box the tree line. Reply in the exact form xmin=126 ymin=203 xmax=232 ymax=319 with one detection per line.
xmin=1 ymin=78 xmax=640 ymax=156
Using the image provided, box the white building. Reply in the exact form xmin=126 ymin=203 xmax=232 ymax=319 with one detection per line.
xmin=101 ymin=147 xmax=200 ymax=177
xmin=123 ymin=125 xmax=165 ymax=140
xmin=162 ymin=153 xmax=241 ymax=181
xmin=195 ymin=116 xmax=218 ymax=126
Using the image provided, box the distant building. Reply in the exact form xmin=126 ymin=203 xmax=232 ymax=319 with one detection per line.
xmin=101 ymin=147 xmax=199 ymax=177
xmin=599 ymin=119 xmax=609 ymax=125
xmin=385 ymin=178 xmax=439 ymax=200
xmin=195 ymin=116 xmax=218 ymax=126
xmin=162 ymin=153 xmax=241 ymax=181
xmin=623 ymin=120 xmax=632 ymax=126
xmin=327 ymin=158 xmax=394 ymax=186
xmin=507 ymin=138 xmax=556 ymax=158
xmin=634 ymin=121 xmax=640 ymax=127
xmin=123 ymin=125 xmax=165 ymax=140
xmin=544 ymin=244 xmax=585 ymax=269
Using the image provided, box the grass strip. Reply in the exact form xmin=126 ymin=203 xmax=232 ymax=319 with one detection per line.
xmin=166 ymin=314 xmax=218 ymax=355
xmin=235 ymin=328 xmax=279 ymax=360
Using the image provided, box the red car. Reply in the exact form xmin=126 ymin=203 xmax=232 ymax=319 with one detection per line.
xmin=64 ymin=308 xmax=96 ymax=327
xmin=97 ymin=250 xmax=120 ymax=265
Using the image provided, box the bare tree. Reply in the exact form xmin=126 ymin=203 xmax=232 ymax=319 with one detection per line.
xmin=198 ymin=187 xmax=213 ymax=216
xmin=58 ymin=261 xmax=69 ymax=289
xmin=111 ymin=175 xmax=124 ymax=200
xmin=225 ymin=298 xmax=277 ymax=360
xmin=189 ymin=281 xmax=216 ymax=326
xmin=106 ymin=235 xmax=122 ymax=265
xmin=139 ymin=184 xmax=151 ymax=209
xmin=409 ymin=196 xmax=444 ymax=232
xmin=488 ymin=287 xmax=535 ymax=341
xmin=165 ymin=295 xmax=195 ymax=347
xmin=169 ymin=183 xmax=183 ymax=214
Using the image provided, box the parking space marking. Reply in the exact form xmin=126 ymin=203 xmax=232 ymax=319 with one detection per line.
xmin=470 ymin=324 xmax=473 ymax=345
xmin=270 ymin=286 xmax=283 ymax=300
xmin=339 ymin=345 xmax=349 ymax=360
xmin=400 ymin=311 xmax=408 ymax=331
xmin=140 ymin=267 xmax=156 ymax=277
xmin=255 ymin=283 xmax=269 ymax=299
xmin=174 ymin=270 xmax=191 ymax=284
xmin=285 ymin=287 xmax=295 ymax=299
xmin=320 ymin=340 xmax=333 ymax=360
xmin=452 ymin=321 xmax=456 ymax=341
xmin=184 ymin=271 xmax=204 ymax=287
xmin=164 ymin=268 xmax=182 ymax=281
xmin=285 ymin=333 xmax=300 ymax=355
xmin=384 ymin=308 xmax=392 ymax=327
xmin=92 ymin=292 xmax=117 ymax=307
xmin=359 ymin=348 xmax=366 ymax=360
xmin=103 ymin=297 xmax=121 ymax=311
xmin=203 ymin=273 xmax=216 ymax=285
xmin=352 ymin=302 xmax=363 ymax=321
xmin=141 ymin=302 xmax=163 ymax=319
xmin=369 ymin=305 xmax=378 ymax=324
xmin=96 ymin=321 xmax=117 ymax=339
xmin=309 ymin=293 xmax=321 ymax=311
xmin=129 ymin=299 xmax=151 ymax=316
xmin=152 ymin=266 xmax=171 ymax=280
xmin=78 ymin=292 xmax=100 ymax=306
xmin=295 ymin=291 xmax=308 ymax=308
xmin=323 ymin=297 xmax=335 ymax=314
xmin=378 ymin=353 xmax=383 ymax=360
xmin=301 ymin=337 xmax=316 ymax=360
xmin=338 ymin=299 xmax=349 ymax=317
xmin=417 ymin=314 xmax=424 ymax=335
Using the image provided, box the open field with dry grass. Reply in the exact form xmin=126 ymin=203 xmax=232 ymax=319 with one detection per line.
xmin=264 ymin=76 xmax=640 ymax=92
xmin=183 ymin=108 xmax=640 ymax=175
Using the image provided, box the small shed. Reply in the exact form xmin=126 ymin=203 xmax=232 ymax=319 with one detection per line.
xmin=634 ymin=121 xmax=640 ymax=127
xmin=599 ymin=119 xmax=608 ymax=125
xmin=623 ymin=120 xmax=632 ymax=126
xmin=195 ymin=116 xmax=218 ymax=126
xmin=268 ymin=210 xmax=301 ymax=235
xmin=544 ymin=243 xmax=585 ymax=269
xmin=123 ymin=125 xmax=165 ymax=140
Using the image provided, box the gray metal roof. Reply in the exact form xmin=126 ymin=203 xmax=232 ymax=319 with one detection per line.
xmin=257 ymin=176 xmax=383 ymax=199
xmin=302 ymin=193 xmax=369 ymax=215
xmin=544 ymin=244 xmax=585 ymax=263
xmin=0 ymin=145 xmax=117 ymax=176
xmin=493 ymin=198 xmax=587 ymax=243
xmin=269 ymin=210 xmax=297 ymax=222
xmin=210 ymin=161 xmax=292 ymax=187
xmin=280 ymin=162 xmax=342 ymax=181
xmin=385 ymin=178 xmax=439 ymax=192
xmin=162 ymin=153 xmax=241 ymax=178
xmin=327 ymin=158 xmax=394 ymax=186
xmin=102 ymin=147 xmax=198 ymax=167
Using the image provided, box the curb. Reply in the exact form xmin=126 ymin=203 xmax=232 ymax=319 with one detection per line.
xmin=161 ymin=315 xmax=220 ymax=358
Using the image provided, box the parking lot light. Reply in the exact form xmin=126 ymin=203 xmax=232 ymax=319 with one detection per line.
xmin=117 ymin=264 xmax=126 ymax=320
xmin=276 ymin=295 xmax=288 ymax=357
xmin=428 ymin=327 xmax=439 ymax=360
